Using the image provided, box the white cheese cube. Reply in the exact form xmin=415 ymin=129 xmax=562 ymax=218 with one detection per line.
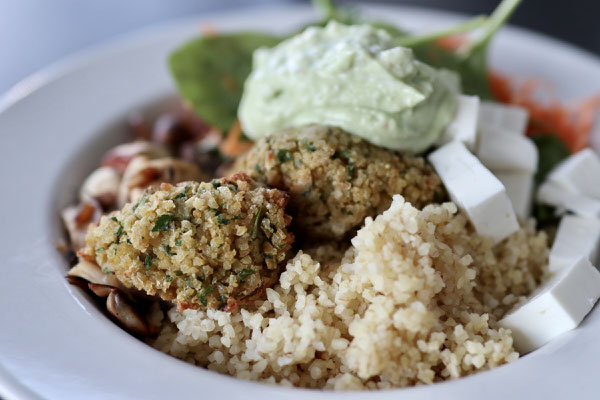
xmin=478 ymin=101 xmax=529 ymax=135
xmin=437 ymin=95 xmax=480 ymax=150
xmin=537 ymin=181 xmax=600 ymax=218
xmin=499 ymin=257 xmax=600 ymax=354
xmin=549 ymin=215 xmax=600 ymax=272
xmin=477 ymin=125 xmax=538 ymax=172
xmin=494 ymin=171 xmax=534 ymax=220
xmin=428 ymin=141 xmax=519 ymax=243
xmin=547 ymin=148 xmax=600 ymax=200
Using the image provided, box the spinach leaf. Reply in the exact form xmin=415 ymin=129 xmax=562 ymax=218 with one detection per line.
xmin=532 ymin=134 xmax=570 ymax=186
xmin=169 ymin=33 xmax=281 ymax=131
xmin=530 ymin=134 xmax=570 ymax=226
xmin=411 ymin=0 xmax=521 ymax=99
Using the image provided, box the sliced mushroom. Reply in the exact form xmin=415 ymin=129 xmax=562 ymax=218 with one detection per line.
xmin=101 ymin=141 xmax=169 ymax=174
xmin=67 ymin=260 xmax=124 ymax=289
xmin=117 ymin=156 xmax=207 ymax=206
xmin=106 ymin=289 xmax=153 ymax=336
xmin=88 ymin=283 xmax=114 ymax=297
xmin=61 ymin=201 xmax=102 ymax=251
xmin=79 ymin=166 xmax=121 ymax=209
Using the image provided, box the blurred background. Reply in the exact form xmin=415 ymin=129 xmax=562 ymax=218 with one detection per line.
xmin=1 ymin=0 xmax=598 ymax=96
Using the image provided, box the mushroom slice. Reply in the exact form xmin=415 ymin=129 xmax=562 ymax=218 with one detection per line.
xmin=67 ymin=260 xmax=123 ymax=289
xmin=61 ymin=201 xmax=102 ymax=251
xmin=80 ymin=166 xmax=121 ymax=209
xmin=106 ymin=289 xmax=153 ymax=336
xmin=101 ymin=141 xmax=169 ymax=174
xmin=117 ymin=156 xmax=207 ymax=206
xmin=88 ymin=283 xmax=114 ymax=297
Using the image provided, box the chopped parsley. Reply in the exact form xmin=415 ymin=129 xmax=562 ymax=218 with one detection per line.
xmin=165 ymin=274 xmax=174 ymax=282
xmin=175 ymin=240 xmax=182 ymax=246
xmin=277 ymin=149 xmax=292 ymax=163
xmin=144 ymin=254 xmax=155 ymax=271
xmin=209 ymin=208 xmax=221 ymax=215
xmin=96 ymin=247 xmax=105 ymax=253
xmin=251 ymin=207 xmax=264 ymax=239
xmin=302 ymin=138 xmax=317 ymax=152
xmin=217 ymin=214 xmax=230 ymax=225
xmin=254 ymin=163 xmax=263 ymax=174
xmin=239 ymin=268 xmax=255 ymax=283
xmin=341 ymin=208 xmax=354 ymax=215
xmin=111 ymin=217 xmax=126 ymax=244
xmin=347 ymin=164 xmax=355 ymax=181
xmin=163 ymin=244 xmax=176 ymax=256
xmin=102 ymin=267 xmax=112 ymax=274
xmin=132 ymin=194 xmax=148 ymax=211
xmin=173 ymin=185 xmax=191 ymax=200
xmin=231 ymin=215 xmax=243 ymax=221
xmin=175 ymin=270 xmax=183 ymax=276
xmin=217 ymin=295 xmax=228 ymax=309
xmin=152 ymin=214 xmax=176 ymax=232
xmin=198 ymin=285 xmax=215 ymax=306
xmin=211 ymin=180 xmax=222 ymax=188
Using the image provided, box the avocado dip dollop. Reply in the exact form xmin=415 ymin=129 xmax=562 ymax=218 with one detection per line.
xmin=238 ymin=21 xmax=460 ymax=153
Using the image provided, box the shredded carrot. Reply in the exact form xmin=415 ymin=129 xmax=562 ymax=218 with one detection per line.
xmin=200 ymin=24 xmax=218 ymax=37
xmin=489 ymin=71 xmax=600 ymax=152
xmin=219 ymin=119 xmax=253 ymax=157
xmin=435 ymin=34 xmax=469 ymax=51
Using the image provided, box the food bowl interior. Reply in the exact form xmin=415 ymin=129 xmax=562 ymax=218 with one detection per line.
xmin=2 ymin=3 xmax=600 ymax=400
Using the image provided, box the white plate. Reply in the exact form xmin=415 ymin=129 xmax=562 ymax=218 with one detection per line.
xmin=1 ymin=3 xmax=600 ymax=400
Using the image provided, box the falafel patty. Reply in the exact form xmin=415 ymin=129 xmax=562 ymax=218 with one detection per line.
xmin=83 ymin=173 xmax=293 ymax=311
xmin=233 ymin=125 xmax=446 ymax=239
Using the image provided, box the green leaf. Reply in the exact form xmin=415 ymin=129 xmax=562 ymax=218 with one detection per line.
xmin=152 ymin=214 xmax=176 ymax=232
xmin=532 ymin=134 xmax=570 ymax=186
xmin=169 ymin=33 xmax=281 ymax=131
xmin=411 ymin=0 xmax=521 ymax=99
xmin=277 ymin=149 xmax=292 ymax=163
xmin=251 ymin=207 xmax=264 ymax=239
xmin=239 ymin=268 xmax=255 ymax=283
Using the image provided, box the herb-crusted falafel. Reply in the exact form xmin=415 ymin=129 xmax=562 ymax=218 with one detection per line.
xmin=233 ymin=125 xmax=446 ymax=239
xmin=83 ymin=173 xmax=293 ymax=311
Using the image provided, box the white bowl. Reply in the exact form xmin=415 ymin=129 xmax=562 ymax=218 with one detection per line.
xmin=1 ymin=3 xmax=600 ymax=399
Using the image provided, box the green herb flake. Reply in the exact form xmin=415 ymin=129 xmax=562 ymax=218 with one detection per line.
xmin=165 ymin=274 xmax=174 ymax=283
xmin=175 ymin=270 xmax=183 ymax=276
xmin=102 ymin=267 xmax=112 ymax=274
xmin=277 ymin=149 xmax=292 ymax=163
xmin=96 ymin=247 xmax=105 ymax=253
xmin=132 ymin=194 xmax=148 ymax=211
xmin=239 ymin=268 xmax=255 ymax=283
xmin=254 ymin=163 xmax=263 ymax=174
xmin=211 ymin=180 xmax=222 ymax=188
xmin=175 ymin=240 xmax=182 ymax=246
xmin=217 ymin=215 xmax=230 ymax=225
xmin=347 ymin=164 xmax=355 ymax=181
xmin=152 ymin=214 xmax=176 ymax=232
xmin=301 ymin=138 xmax=317 ymax=152
xmin=112 ymin=218 xmax=126 ymax=244
xmin=251 ymin=207 xmax=264 ymax=239
xmin=173 ymin=185 xmax=191 ymax=200
xmin=163 ymin=244 xmax=176 ymax=256
xmin=144 ymin=255 xmax=155 ymax=271
xmin=198 ymin=285 xmax=215 ymax=306
xmin=231 ymin=215 xmax=243 ymax=221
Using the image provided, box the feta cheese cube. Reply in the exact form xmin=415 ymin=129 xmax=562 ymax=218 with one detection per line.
xmin=437 ymin=95 xmax=480 ymax=150
xmin=549 ymin=215 xmax=600 ymax=272
xmin=537 ymin=181 xmax=600 ymax=218
xmin=494 ymin=171 xmax=534 ymax=220
xmin=499 ymin=257 xmax=600 ymax=354
xmin=477 ymin=125 xmax=538 ymax=172
xmin=547 ymin=148 xmax=600 ymax=200
xmin=478 ymin=101 xmax=529 ymax=135
xmin=428 ymin=141 xmax=519 ymax=243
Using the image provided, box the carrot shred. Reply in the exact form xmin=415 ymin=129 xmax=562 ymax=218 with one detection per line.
xmin=219 ymin=119 xmax=253 ymax=157
xmin=489 ymin=71 xmax=600 ymax=152
xmin=435 ymin=34 xmax=469 ymax=51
